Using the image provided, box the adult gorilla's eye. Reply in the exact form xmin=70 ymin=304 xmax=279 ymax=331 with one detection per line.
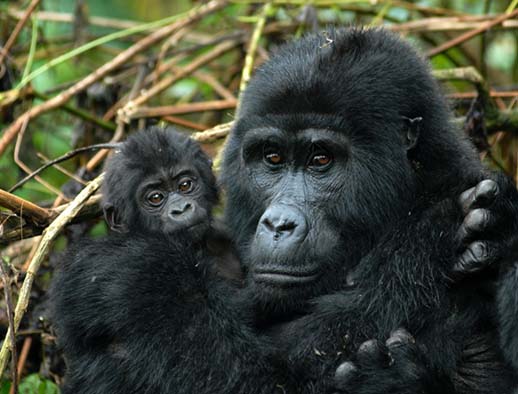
xmin=147 ymin=192 xmax=165 ymax=206
xmin=263 ymin=146 xmax=283 ymax=166
xmin=178 ymin=179 xmax=193 ymax=193
xmin=309 ymin=153 xmax=332 ymax=168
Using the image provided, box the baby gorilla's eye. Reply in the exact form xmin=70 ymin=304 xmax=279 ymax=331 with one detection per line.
xmin=309 ymin=153 xmax=332 ymax=168
xmin=147 ymin=191 xmax=165 ymax=206
xmin=178 ymin=179 xmax=193 ymax=193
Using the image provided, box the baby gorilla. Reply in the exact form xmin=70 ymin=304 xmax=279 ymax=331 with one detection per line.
xmin=50 ymin=127 xmax=286 ymax=394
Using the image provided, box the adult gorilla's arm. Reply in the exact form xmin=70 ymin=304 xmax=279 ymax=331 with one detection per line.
xmin=329 ymin=175 xmax=518 ymax=393
xmin=270 ymin=189 xmax=516 ymax=394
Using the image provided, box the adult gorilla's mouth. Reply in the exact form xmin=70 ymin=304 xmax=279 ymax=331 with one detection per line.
xmin=252 ymin=267 xmax=320 ymax=285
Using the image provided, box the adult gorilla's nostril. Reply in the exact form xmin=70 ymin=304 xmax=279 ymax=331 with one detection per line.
xmin=261 ymin=217 xmax=276 ymax=232
xmin=258 ymin=204 xmax=308 ymax=244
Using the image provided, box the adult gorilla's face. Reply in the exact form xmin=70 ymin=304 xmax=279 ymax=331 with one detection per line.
xmin=221 ymin=28 xmax=459 ymax=316
xmin=222 ymin=113 xmax=416 ymax=315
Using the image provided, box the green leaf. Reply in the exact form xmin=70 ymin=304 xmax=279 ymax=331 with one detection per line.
xmin=0 ymin=381 xmax=11 ymax=394
xmin=19 ymin=374 xmax=60 ymax=394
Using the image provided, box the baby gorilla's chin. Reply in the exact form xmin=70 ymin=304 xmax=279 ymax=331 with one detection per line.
xmin=161 ymin=220 xmax=210 ymax=241
xmin=184 ymin=221 xmax=211 ymax=241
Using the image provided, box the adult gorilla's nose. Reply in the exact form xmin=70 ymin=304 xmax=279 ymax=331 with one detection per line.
xmin=257 ymin=204 xmax=308 ymax=246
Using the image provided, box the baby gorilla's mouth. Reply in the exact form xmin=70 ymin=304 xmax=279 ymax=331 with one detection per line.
xmin=252 ymin=267 xmax=320 ymax=286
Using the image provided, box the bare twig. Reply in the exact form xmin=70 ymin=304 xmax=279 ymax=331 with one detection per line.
xmin=0 ymin=196 xmax=103 ymax=245
xmin=393 ymin=15 xmax=518 ymax=33
xmin=11 ymin=337 xmax=32 ymax=394
xmin=0 ymin=191 xmax=50 ymax=225
xmin=192 ymin=121 xmax=233 ymax=143
xmin=0 ymin=259 xmax=18 ymax=394
xmin=487 ymin=110 xmax=518 ymax=135
xmin=238 ymin=2 xmax=273 ymax=96
xmin=163 ymin=116 xmax=208 ymax=131
xmin=433 ymin=67 xmax=484 ymax=84
xmin=448 ymin=91 xmax=518 ymax=99
xmin=193 ymin=71 xmax=236 ymax=100
xmin=36 ymin=152 xmax=87 ymax=187
xmin=0 ymin=0 xmax=41 ymax=65
xmin=84 ymin=62 xmax=149 ymax=172
xmin=7 ymin=8 xmax=140 ymax=30
xmin=427 ymin=9 xmax=518 ymax=57
xmin=9 ymin=143 xmax=119 ymax=193
xmin=130 ymin=99 xmax=237 ymax=119
xmin=0 ymin=174 xmax=104 ymax=376
xmin=119 ymin=39 xmax=240 ymax=121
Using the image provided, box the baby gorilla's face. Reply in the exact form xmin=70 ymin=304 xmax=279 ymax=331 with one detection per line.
xmin=136 ymin=165 xmax=213 ymax=240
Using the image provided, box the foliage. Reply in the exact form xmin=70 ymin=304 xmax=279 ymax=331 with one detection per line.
xmin=0 ymin=374 xmax=59 ymax=394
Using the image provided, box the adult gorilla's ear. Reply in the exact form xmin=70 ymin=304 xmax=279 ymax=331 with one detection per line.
xmin=401 ymin=116 xmax=422 ymax=151
xmin=103 ymin=203 xmax=128 ymax=233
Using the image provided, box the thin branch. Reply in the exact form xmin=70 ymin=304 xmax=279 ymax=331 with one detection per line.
xmin=84 ymin=62 xmax=150 ymax=172
xmin=10 ymin=337 xmax=32 ymax=394
xmin=119 ymin=39 xmax=240 ymax=121
xmin=193 ymin=70 xmax=236 ymax=100
xmin=162 ymin=116 xmax=208 ymax=131
xmin=0 ymin=196 xmax=103 ymax=245
xmin=427 ymin=9 xmax=518 ymax=57
xmin=9 ymin=143 xmax=119 ymax=193
xmin=130 ymin=99 xmax=237 ymax=119
xmin=392 ymin=15 xmax=518 ymax=33
xmin=0 ymin=174 xmax=104 ymax=376
xmin=31 ymin=90 xmax=116 ymax=131
xmin=36 ymin=152 xmax=87 ymax=186
xmin=192 ymin=121 xmax=233 ymax=143
xmin=433 ymin=67 xmax=484 ymax=84
xmin=487 ymin=110 xmax=518 ymax=135
xmin=7 ymin=8 xmax=141 ymax=30
xmin=0 ymin=190 xmax=50 ymax=225
xmin=238 ymin=2 xmax=273 ymax=96
xmin=448 ymin=91 xmax=518 ymax=99
xmin=0 ymin=259 xmax=18 ymax=394
xmin=0 ymin=0 xmax=41 ymax=65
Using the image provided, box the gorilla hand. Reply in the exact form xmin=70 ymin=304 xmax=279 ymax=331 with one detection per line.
xmin=454 ymin=176 xmax=518 ymax=277
xmin=332 ymin=329 xmax=452 ymax=394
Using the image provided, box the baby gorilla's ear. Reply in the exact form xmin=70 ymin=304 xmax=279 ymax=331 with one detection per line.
xmin=103 ymin=203 xmax=129 ymax=233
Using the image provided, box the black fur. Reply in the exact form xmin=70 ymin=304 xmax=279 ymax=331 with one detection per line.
xmin=499 ymin=264 xmax=518 ymax=369
xmin=221 ymin=27 xmax=518 ymax=392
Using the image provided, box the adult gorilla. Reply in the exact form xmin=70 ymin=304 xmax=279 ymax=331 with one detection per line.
xmin=221 ymin=28 xmax=518 ymax=392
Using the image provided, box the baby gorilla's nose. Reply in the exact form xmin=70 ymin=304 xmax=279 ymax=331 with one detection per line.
xmin=170 ymin=201 xmax=194 ymax=219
